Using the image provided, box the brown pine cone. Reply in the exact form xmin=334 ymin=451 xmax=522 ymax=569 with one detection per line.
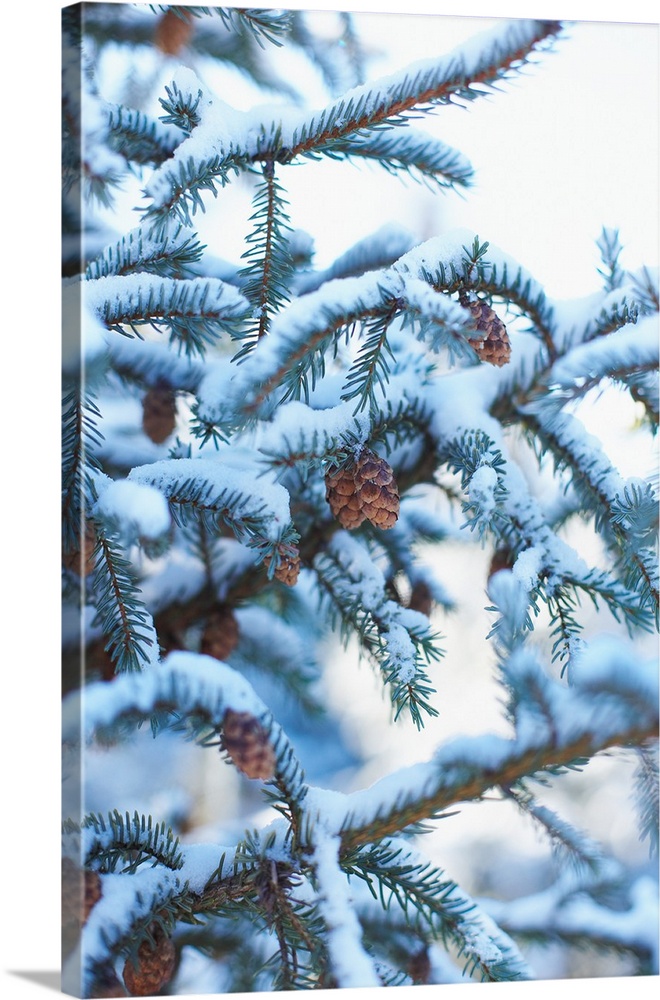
xmin=222 ymin=709 xmax=276 ymax=780
xmin=408 ymin=947 xmax=432 ymax=985
xmin=200 ymin=605 xmax=240 ymax=661
xmin=462 ymin=296 xmax=511 ymax=367
xmin=264 ymin=546 xmax=301 ymax=587
xmin=325 ymin=449 xmax=399 ymax=530
xmin=488 ymin=546 xmax=515 ymax=582
xmin=122 ymin=928 xmax=176 ymax=997
xmin=354 ymin=449 xmax=400 ymax=529
xmin=408 ymin=580 xmax=433 ymax=617
xmin=154 ymin=8 xmax=194 ymax=55
xmin=325 ymin=462 xmax=366 ymax=529
xmin=142 ymin=383 xmax=177 ymax=444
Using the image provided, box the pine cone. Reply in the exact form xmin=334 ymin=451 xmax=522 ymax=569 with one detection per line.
xmin=354 ymin=449 xmax=400 ymax=529
xmin=154 ymin=8 xmax=194 ymax=55
xmin=222 ymin=709 xmax=276 ymax=780
xmin=264 ymin=546 xmax=301 ymax=586
xmin=122 ymin=928 xmax=176 ymax=997
xmin=408 ymin=580 xmax=433 ymax=617
xmin=200 ymin=605 xmax=240 ymax=661
xmin=463 ymin=296 xmax=511 ymax=367
xmin=488 ymin=546 xmax=515 ymax=582
xmin=325 ymin=462 xmax=366 ymax=529
xmin=408 ymin=947 xmax=432 ymax=985
xmin=325 ymin=449 xmax=399 ymax=530
xmin=142 ymin=383 xmax=177 ymax=444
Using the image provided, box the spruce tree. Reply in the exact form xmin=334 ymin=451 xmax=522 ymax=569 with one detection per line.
xmin=62 ymin=5 xmax=659 ymax=997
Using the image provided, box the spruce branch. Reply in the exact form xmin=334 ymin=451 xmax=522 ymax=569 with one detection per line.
xmin=632 ymin=740 xmax=659 ymax=858
xmin=444 ymin=429 xmax=509 ymax=538
xmin=158 ymin=80 xmax=204 ymax=134
xmin=244 ymin=290 xmax=401 ymax=411
xmin=62 ymin=388 xmax=104 ymax=553
xmin=90 ymin=521 xmax=160 ymax=674
xmin=313 ymin=532 xmax=442 ymax=728
xmin=63 ymin=652 xmax=307 ymax=798
xmin=340 ymin=300 xmax=399 ymax=413
xmin=85 ymin=273 xmax=249 ymax=357
xmin=628 ymin=265 xmax=659 ymax=315
xmin=235 ymin=160 xmax=294 ymax=358
xmin=297 ymin=224 xmax=416 ymax=295
xmin=503 ymin=786 xmax=611 ymax=875
xmin=129 ymin=457 xmax=298 ymax=560
xmin=240 ymin=262 xmax=476 ymax=415
xmin=306 ymin=827 xmax=380 ymax=988
xmin=597 ymin=227 xmax=626 ymax=292
xmin=345 ymin=839 xmax=529 ymax=981
xmin=86 ymin=223 xmax=205 ymax=281
xmin=77 ymin=810 xmax=185 ymax=874
xmin=290 ymin=9 xmax=366 ymax=96
xmin=106 ymin=103 xmax=183 ymax=165
xmin=483 ymin=873 xmax=658 ymax=971
xmin=338 ymin=640 xmax=658 ymax=851
xmin=211 ymin=6 xmax=293 ymax=49
xmin=142 ymin=148 xmax=253 ymax=238
xmin=520 ymin=406 xmax=659 ymax=622
xmin=287 ymin=20 xmax=562 ymax=159
xmin=547 ymin=314 xmax=657 ymax=401
xmin=328 ymin=130 xmax=473 ymax=190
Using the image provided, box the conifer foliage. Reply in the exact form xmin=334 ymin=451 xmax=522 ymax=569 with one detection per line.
xmin=62 ymin=5 xmax=658 ymax=996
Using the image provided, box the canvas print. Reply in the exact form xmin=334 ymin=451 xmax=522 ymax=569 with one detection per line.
xmin=61 ymin=4 xmax=659 ymax=997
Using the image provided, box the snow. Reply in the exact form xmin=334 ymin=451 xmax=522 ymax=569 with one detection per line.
xmin=176 ymin=842 xmax=236 ymax=894
xmin=512 ymin=546 xmax=543 ymax=591
xmin=468 ymin=462 xmax=499 ymax=515
xmin=402 ymin=276 xmax=468 ymax=329
xmin=93 ymin=477 xmax=171 ymax=540
xmin=256 ymin=398 xmax=372 ymax=461
xmin=129 ymin=455 xmax=293 ymax=541
xmin=550 ymin=312 xmax=659 ymax=385
xmin=483 ymin=873 xmax=659 ymax=973
xmin=566 ymin=633 xmax=658 ymax=703
xmin=144 ymin=19 xmax=555 ymax=219
xmin=316 ymin=531 xmax=436 ymax=691
xmin=82 ymin=864 xmax=182 ymax=986
xmin=82 ymin=271 xmax=248 ymax=324
xmin=324 ymin=531 xmax=389 ymax=609
xmin=63 ymin=652 xmax=273 ymax=744
xmin=235 ymin=606 xmax=311 ymax=671
xmin=194 ymin=357 xmax=238 ymax=425
xmin=332 ymin=634 xmax=658 ymax=842
xmin=551 ymin=284 xmax=641 ymax=350
xmin=309 ymin=827 xmax=381 ymax=988
xmin=107 ymin=334 xmax=203 ymax=391
xmin=525 ymin=406 xmax=628 ymax=505
xmin=235 ymin=268 xmax=400 ymax=395
xmin=488 ymin=569 xmax=534 ymax=639
xmin=298 ymin=222 xmax=416 ymax=294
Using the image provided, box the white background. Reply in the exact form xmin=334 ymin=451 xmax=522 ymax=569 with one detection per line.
xmin=1 ymin=1 xmax=658 ymax=998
